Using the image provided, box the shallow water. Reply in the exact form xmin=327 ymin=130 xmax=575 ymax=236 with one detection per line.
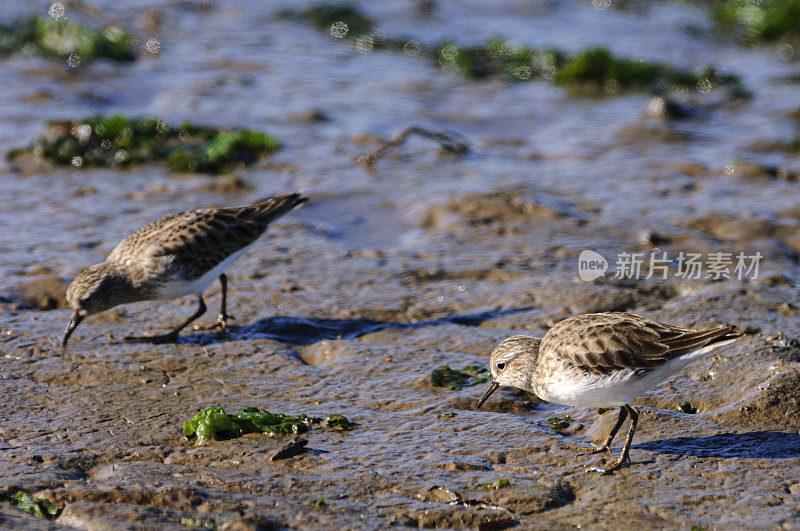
xmin=2 ymin=0 xmax=800 ymax=528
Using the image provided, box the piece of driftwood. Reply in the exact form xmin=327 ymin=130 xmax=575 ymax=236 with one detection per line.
xmin=357 ymin=126 xmax=469 ymax=166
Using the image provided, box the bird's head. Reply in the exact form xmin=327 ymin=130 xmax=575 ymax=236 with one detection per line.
xmin=477 ymin=335 xmax=541 ymax=407
xmin=63 ymin=262 xmax=128 ymax=344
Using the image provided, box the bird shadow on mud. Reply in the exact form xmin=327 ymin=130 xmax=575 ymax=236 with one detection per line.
xmin=636 ymin=431 xmax=800 ymax=459
xmin=184 ymin=306 xmax=535 ymax=346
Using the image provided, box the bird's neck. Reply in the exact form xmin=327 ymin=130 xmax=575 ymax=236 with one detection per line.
xmin=100 ymin=262 xmax=138 ymax=303
xmin=522 ymin=352 xmax=541 ymax=394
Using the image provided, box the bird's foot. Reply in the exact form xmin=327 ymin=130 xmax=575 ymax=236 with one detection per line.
xmin=216 ymin=313 xmax=235 ymax=331
xmin=599 ymin=460 xmax=625 ymax=475
xmin=589 ymin=445 xmax=613 ymax=455
xmin=597 ymin=453 xmax=631 ymax=475
xmin=196 ymin=314 xmax=235 ymax=333
xmin=124 ymin=332 xmax=179 ymax=344
xmin=567 ymin=444 xmax=611 ymax=455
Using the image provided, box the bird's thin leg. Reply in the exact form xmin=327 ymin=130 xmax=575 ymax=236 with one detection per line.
xmin=589 ymin=406 xmax=628 ymax=455
xmin=202 ymin=274 xmax=236 ymax=331
xmin=216 ymin=274 xmax=235 ymax=329
xmin=602 ymin=404 xmax=638 ymax=474
xmin=125 ymin=296 xmax=206 ymax=343
xmin=619 ymin=405 xmax=639 ymax=464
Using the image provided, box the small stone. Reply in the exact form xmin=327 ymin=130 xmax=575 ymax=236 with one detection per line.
xmin=220 ymin=515 xmax=279 ymax=531
xmin=639 ymin=231 xmax=672 ymax=246
xmin=270 ymin=437 xmax=308 ymax=461
xmin=417 ymin=486 xmax=460 ymax=504
xmin=442 ymin=461 xmax=490 ymax=472
xmin=486 ymin=451 xmax=506 ymax=464
xmin=293 ymin=109 xmax=330 ymax=123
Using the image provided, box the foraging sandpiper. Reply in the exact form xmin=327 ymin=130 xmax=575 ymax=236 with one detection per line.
xmin=62 ymin=192 xmax=307 ymax=344
xmin=476 ymin=312 xmax=742 ymax=473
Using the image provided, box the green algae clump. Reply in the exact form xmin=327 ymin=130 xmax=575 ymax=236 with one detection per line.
xmin=434 ymin=39 xmax=563 ymax=81
xmin=183 ymin=406 xmax=310 ymax=443
xmin=711 ymin=0 xmax=800 ymax=44
xmin=545 ymin=416 xmax=572 ymax=431
xmin=430 ymin=365 xmax=490 ymax=390
xmin=678 ymin=402 xmax=698 ymax=414
xmin=324 ymin=413 xmax=356 ymax=430
xmin=0 ymin=15 xmax=135 ymax=63
xmin=432 ymin=42 xmax=740 ymax=95
xmin=169 ymin=130 xmax=280 ymax=173
xmin=8 ymin=115 xmax=280 ymax=174
xmin=554 ymin=47 xmax=660 ymax=90
xmin=183 ymin=407 xmax=356 ymax=443
xmin=479 ymin=478 xmax=511 ymax=490
xmin=553 ymin=47 xmax=739 ymax=95
xmin=283 ymin=4 xmax=374 ymax=36
xmin=307 ymin=497 xmax=329 ymax=507
xmin=280 ymin=4 xmax=742 ymax=96
xmin=1 ymin=490 xmax=60 ymax=519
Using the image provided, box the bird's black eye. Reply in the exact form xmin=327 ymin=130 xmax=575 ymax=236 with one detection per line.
xmin=496 ymin=362 xmax=506 ymax=371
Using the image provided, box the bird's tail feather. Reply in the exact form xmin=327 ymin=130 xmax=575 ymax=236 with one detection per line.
xmin=670 ymin=325 xmax=743 ymax=357
xmin=244 ymin=192 xmax=308 ymax=225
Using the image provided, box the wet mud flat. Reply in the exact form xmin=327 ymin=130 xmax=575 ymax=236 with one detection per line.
xmin=2 ymin=0 xmax=800 ymax=529
xmin=3 ymin=182 xmax=800 ymax=529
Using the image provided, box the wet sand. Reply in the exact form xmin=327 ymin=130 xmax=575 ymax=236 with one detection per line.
xmin=2 ymin=0 xmax=800 ymax=528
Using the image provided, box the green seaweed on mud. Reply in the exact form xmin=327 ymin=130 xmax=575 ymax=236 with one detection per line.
xmin=7 ymin=115 xmax=280 ymax=174
xmin=143 ymin=505 xmax=239 ymax=528
xmin=1 ymin=490 xmax=60 ymax=519
xmin=307 ymin=497 xmax=329 ymax=507
xmin=183 ymin=407 xmax=356 ymax=442
xmin=179 ymin=515 xmax=224 ymax=527
xmin=596 ymin=407 xmax=613 ymax=415
xmin=678 ymin=402 xmax=698 ymax=414
xmin=280 ymin=4 xmax=743 ymax=96
xmin=324 ymin=413 xmax=356 ymax=430
xmin=183 ymin=406 xmax=311 ymax=442
xmin=280 ymin=3 xmax=374 ymax=36
xmin=545 ymin=416 xmax=572 ymax=431
xmin=168 ymin=130 xmax=280 ymax=173
xmin=432 ymin=40 xmax=724 ymax=94
xmin=433 ymin=39 xmax=563 ymax=81
xmin=0 ymin=14 xmax=135 ymax=63
xmin=711 ymin=0 xmax=800 ymax=44
xmin=478 ymin=479 xmax=511 ymax=490
xmin=430 ymin=365 xmax=490 ymax=390
xmin=181 ymin=513 xmax=241 ymax=528
xmin=554 ymin=47 xmax=661 ymax=88
xmin=553 ymin=47 xmax=739 ymax=95
xmin=436 ymin=42 xmax=741 ymax=95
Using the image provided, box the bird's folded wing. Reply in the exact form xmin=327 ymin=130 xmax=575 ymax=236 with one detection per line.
xmin=540 ymin=313 xmax=737 ymax=375
xmin=107 ymin=209 xmax=254 ymax=276
xmin=107 ymin=193 xmax=307 ymax=280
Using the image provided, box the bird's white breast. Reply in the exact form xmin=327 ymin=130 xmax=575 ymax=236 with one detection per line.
xmin=535 ymin=363 xmax=639 ymax=408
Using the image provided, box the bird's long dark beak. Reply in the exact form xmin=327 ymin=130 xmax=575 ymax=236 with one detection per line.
xmin=476 ymin=381 xmax=500 ymax=408
xmin=62 ymin=311 xmax=84 ymax=345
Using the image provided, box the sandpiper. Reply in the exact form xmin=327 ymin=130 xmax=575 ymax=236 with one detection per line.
xmin=62 ymin=192 xmax=308 ymax=345
xmin=476 ymin=312 xmax=742 ymax=473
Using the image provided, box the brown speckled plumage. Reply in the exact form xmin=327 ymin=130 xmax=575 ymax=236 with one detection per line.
xmin=477 ymin=312 xmax=743 ymax=474
xmin=537 ymin=313 xmax=740 ymax=376
xmin=106 ymin=195 xmax=305 ymax=284
xmin=62 ymin=192 xmax=307 ymax=344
